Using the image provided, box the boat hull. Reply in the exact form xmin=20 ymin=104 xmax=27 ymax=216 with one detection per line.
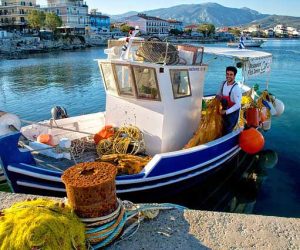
xmin=0 ymin=131 xmax=241 ymax=199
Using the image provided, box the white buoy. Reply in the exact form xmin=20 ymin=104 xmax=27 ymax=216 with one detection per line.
xmin=0 ymin=112 xmax=21 ymax=136
xmin=273 ymin=98 xmax=285 ymax=117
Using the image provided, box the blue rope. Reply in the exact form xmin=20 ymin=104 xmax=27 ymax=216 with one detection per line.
xmin=91 ymin=213 xmax=128 ymax=249
xmin=87 ymin=202 xmax=186 ymax=249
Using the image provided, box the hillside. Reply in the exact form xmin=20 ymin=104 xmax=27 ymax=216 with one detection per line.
xmin=247 ymin=15 xmax=300 ymax=30
xmin=111 ymin=3 xmax=268 ymax=27
xmin=110 ymin=2 xmax=300 ymax=29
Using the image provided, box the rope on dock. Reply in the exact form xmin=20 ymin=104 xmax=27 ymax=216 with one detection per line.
xmin=83 ymin=199 xmax=186 ymax=249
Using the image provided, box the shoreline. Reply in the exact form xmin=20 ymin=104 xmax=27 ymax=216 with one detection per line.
xmin=1 ymin=36 xmax=299 ymax=60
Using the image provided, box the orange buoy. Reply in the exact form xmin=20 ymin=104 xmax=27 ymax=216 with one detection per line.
xmin=37 ymin=134 xmax=54 ymax=146
xmin=246 ymin=108 xmax=260 ymax=127
xmin=239 ymin=128 xmax=265 ymax=154
xmin=94 ymin=125 xmax=114 ymax=144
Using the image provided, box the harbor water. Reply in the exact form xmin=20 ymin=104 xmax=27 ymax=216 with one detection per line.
xmin=0 ymin=39 xmax=299 ymax=217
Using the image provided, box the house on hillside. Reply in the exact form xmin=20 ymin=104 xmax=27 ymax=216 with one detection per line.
xmin=184 ymin=24 xmax=203 ymax=37
xmin=125 ymin=13 xmax=169 ymax=36
xmin=274 ymin=24 xmax=288 ymax=38
xmin=264 ymin=28 xmax=275 ymax=38
xmin=287 ymin=26 xmax=299 ymax=38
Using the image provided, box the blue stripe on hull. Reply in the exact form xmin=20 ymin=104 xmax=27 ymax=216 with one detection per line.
xmin=0 ymin=132 xmax=241 ymax=197
xmin=146 ymin=134 xmax=239 ymax=177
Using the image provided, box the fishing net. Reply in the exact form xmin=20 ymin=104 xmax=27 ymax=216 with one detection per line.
xmin=99 ymin=154 xmax=152 ymax=175
xmin=0 ymin=199 xmax=86 ymax=250
xmin=184 ymin=98 xmax=223 ymax=148
xmin=136 ymin=41 xmax=179 ymax=65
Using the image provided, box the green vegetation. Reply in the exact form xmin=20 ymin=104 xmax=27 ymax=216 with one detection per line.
xmin=45 ymin=12 xmax=62 ymax=31
xmin=197 ymin=23 xmax=215 ymax=37
xmin=28 ymin=11 xmax=62 ymax=31
xmin=169 ymin=29 xmax=183 ymax=36
xmin=228 ymin=28 xmax=241 ymax=37
xmin=27 ymin=10 xmax=45 ymax=30
xmin=120 ymin=24 xmax=135 ymax=33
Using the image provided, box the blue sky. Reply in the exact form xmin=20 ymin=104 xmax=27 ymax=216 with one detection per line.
xmin=37 ymin=0 xmax=300 ymax=17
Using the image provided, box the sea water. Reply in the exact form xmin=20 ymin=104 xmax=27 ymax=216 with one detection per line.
xmin=0 ymin=39 xmax=299 ymax=217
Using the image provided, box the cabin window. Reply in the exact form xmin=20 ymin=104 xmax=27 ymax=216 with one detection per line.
xmin=170 ymin=69 xmax=191 ymax=98
xmin=132 ymin=66 xmax=160 ymax=100
xmin=100 ymin=62 xmax=118 ymax=94
xmin=113 ymin=64 xmax=134 ymax=96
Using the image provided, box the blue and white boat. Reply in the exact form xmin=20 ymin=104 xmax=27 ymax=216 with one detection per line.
xmin=0 ymin=37 xmax=282 ymax=198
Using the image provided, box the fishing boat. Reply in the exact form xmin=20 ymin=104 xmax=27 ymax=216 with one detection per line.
xmin=0 ymin=33 xmax=284 ymax=198
xmin=227 ymin=36 xmax=265 ymax=48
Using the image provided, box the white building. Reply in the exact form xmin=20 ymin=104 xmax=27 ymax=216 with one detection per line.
xmin=125 ymin=13 xmax=169 ymax=35
xmin=42 ymin=0 xmax=89 ymax=32
xmin=274 ymin=24 xmax=288 ymax=37
xmin=287 ymin=26 xmax=299 ymax=37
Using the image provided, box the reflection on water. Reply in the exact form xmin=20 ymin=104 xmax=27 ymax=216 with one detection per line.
xmin=225 ymin=150 xmax=278 ymax=214
xmin=157 ymin=150 xmax=279 ymax=214
xmin=0 ymin=48 xmax=107 ymax=121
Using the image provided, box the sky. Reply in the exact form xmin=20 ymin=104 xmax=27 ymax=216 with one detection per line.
xmin=37 ymin=0 xmax=300 ymax=17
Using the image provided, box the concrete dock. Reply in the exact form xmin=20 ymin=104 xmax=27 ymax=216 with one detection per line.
xmin=0 ymin=191 xmax=299 ymax=249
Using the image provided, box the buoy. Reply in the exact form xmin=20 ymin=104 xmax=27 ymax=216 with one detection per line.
xmin=37 ymin=134 xmax=54 ymax=146
xmin=246 ymin=108 xmax=260 ymax=127
xmin=239 ymin=128 xmax=265 ymax=154
xmin=273 ymin=98 xmax=285 ymax=117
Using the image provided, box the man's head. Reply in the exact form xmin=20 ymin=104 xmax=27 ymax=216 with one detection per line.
xmin=226 ymin=66 xmax=237 ymax=84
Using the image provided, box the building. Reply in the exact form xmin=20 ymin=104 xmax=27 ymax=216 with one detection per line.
xmin=274 ymin=24 xmax=288 ymax=37
xmin=287 ymin=26 xmax=299 ymax=38
xmin=89 ymin=10 xmax=110 ymax=33
xmin=184 ymin=24 xmax=203 ymax=37
xmin=167 ymin=19 xmax=183 ymax=31
xmin=42 ymin=0 xmax=89 ymax=33
xmin=125 ymin=13 xmax=169 ymax=35
xmin=0 ymin=0 xmax=39 ymax=31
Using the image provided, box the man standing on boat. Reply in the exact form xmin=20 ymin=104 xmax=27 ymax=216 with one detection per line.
xmin=217 ymin=66 xmax=242 ymax=135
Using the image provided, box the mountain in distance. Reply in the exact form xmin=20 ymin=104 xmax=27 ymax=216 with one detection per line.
xmin=110 ymin=2 xmax=300 ymax=29
xmin=246 ymin=15 xmax=300 ymax=30
xmin=110 ymin=3 xmax=268 ymax=27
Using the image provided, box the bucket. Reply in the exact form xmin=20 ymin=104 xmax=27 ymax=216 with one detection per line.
xmin=246 ymin=108 xmax=260 ymax=127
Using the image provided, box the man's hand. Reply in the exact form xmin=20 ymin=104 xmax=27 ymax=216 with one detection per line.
xmin=220 ymin=110 xmax=226 ymax=115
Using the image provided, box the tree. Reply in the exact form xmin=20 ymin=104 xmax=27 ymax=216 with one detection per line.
xmin=169 ymin=29 xmax=183 ymax=36
xmin=228 ymin=28 xmax=241 ymax=37
xmin=120 ymin=24 xmax=134 ymax=33
xmin=45 ymin=12 xmax=62 ymax=31
xmin=197 ymin=23 xmax=215 ymax=37
xmin=27 ymin=10 xmax=45 ymax=30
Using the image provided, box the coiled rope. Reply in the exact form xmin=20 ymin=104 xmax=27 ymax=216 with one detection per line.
xmin=83 ymin=199 xmax=186 ymax=249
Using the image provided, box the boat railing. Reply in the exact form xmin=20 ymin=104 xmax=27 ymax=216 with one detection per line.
xmin=107 ymin=39 xmax=204 ymax=66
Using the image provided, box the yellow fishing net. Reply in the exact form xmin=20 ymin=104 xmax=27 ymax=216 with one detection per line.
xmin=0 ymin=199 xmax=86 ymax=250
xmin=184 ymin=98 xmax=223 ymax=148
